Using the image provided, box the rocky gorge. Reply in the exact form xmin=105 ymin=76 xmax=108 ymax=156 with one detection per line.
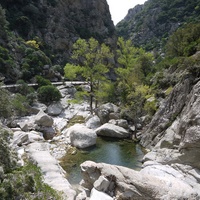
xmin=3 ymin=77 xmax=200 ymax=199
xmin=78 ymin=76 xmax=200 ymax=199
xmin=5 ymin=82 xmax=137 ymax=199
xmin=1 ymin=0 xmax=200 ymax=199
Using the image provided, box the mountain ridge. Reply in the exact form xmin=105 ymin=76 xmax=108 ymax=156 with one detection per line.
xmin=116 ymin=0 xmax=200 ymax=50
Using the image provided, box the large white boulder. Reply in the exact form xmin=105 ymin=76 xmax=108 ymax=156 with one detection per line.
xmin=12 ymin=131 xmax=44 ymax=146
xmin=95 ymin=123 xmax=129 ymax=138
xmin=90 ymin=188 xmax=113 ymax=200
xmin=67 ymin=124 xmax=97 ymax=148
xmin=34 ymin=110 xmax=54 ymax=127
xmin=86 ymin=115 xmax=101 ymax=130
xmin=47 ymin=102 xmax=63 ymax=116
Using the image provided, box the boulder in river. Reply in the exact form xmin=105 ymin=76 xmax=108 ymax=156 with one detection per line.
xmin=95 ymin=123 xmax=130 ymax=138
xmin=67 ymin=124 xmax=97 ymax=148
xmin=85 ymin=115 xmax=101 ymax=130
xmin=34 ymin=110 xmax=54 ymax=127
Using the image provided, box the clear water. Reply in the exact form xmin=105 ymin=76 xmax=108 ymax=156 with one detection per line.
xmin=60 ymin=137 xmax=145 ymax=185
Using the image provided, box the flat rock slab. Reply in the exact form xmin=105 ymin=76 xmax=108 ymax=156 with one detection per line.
xmin=26 ymin=142 xmax=76 ymax=200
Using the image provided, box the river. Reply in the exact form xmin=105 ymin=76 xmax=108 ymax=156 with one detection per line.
xmin=60 ymin=136 xmax=145 ymax=185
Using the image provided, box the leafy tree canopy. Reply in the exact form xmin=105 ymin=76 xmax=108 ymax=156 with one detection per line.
xmin=64 ymin=37 xmax=114 ymax=113
xmin=166 ymin=23 xmax=200 ymax=57
xmin=115 ymin=37 xmax=156 ymax=120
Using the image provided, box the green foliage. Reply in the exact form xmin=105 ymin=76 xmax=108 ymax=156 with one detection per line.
xmin=0 ymin=126 xmax=17 ymax=173
xmin=116 ymin=37 xmax=154 ymax=104
xmin=37 ymin=85 xmax=62 ymax=103
xmin=166 ymin=23 xmax=200 ymax=57
xmin=114 ymin=37 xmax=156 ymax=120
xmin=0 ymin=83 xmax=35 ymax=118
xmin=144 ymin=98 xmax=157 ymax=116
xmin=64 ymin=64 xmax=82 ymax=80
xmin=35 ymin=75 xmax=52 ymax=87
xmin=15 ymin=79 xmax=34 ymax=95
xmin=95 ymin=81 xmax=116 ymax=103
xmin=0 ymin=46 xmax=15 ymax=75
xmin=21 ymin=47 xmax=51 ymax=81
xmin=116 ymin=0 xmax=200 ymax=51
xmin=64 ymin=37 xmax=114 ymax=113
xmin=0 ymin=5 xmax=8 ymax=40
xmin=14 ymin=16 xmax=31 ymax=36
xmin=0 ymin=162 xmax=61 ymax=200
xmin=116 ymin=37 xmax=154 ymax=85
xmin=11 ymin=93 xmax=29 ymax=116
xmin=165 ymin=86 xmax=173 ymax=96
xmin=0 ymin=86 xmax=12 ymax=118
xmin=26 ymin=40 xmax=40 ymax=49
xmin=26 ymin=92 xmax=37 ymax=105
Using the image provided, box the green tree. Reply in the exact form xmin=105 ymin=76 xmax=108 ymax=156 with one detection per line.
xmin=116 ymin=37 xmax=154 ymax=120
xmin=116 ymin=37 xmax=153 ymax=104
xmin=166 ymin=23 xmax=200 ymax=57
xmin=0 ymin=5 xmax=8 ymax=40
xmin=37 ymin=85 xmax=62 ymax=104
xmin=0 ymin=84 xmax=12 ymax=118
xmin=35 ymin=75 xmax=51 ymax=87
xmin=64 ymin=38 xmax=113 ymax=113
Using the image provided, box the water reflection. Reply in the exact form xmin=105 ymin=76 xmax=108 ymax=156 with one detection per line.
xmin=60 ymin=137 xmax=145 ymax=185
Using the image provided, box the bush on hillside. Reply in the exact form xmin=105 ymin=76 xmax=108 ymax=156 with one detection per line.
xmin=35 ymin=75 xmax=51 ymax=87
xmin=37 ymin=85 xmax=61 ymax=103
xmin=0 ymin=86 xmax=12 ymax=119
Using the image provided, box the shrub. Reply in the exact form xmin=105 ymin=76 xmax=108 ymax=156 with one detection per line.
xmin=26 ymin=40 xmax=39 ymax=49
xmin=11 ymin=93 xmax=29 ymax=116
xmin=0 ymin=126 xmax=17 ymax=173
xmin=144 ymin=98 xmax=157 ymax=116
xmin=35 ymin=75 xmax=51 ymax=87
xmin=16 ymin=79 xmax=34 ymax=95
xmin=37 ymin=85 xmax=61 ymax=103
xmin=0 ymin=162 xmax=61 ymax=199
xmin=25 ymin=92 xmax=37 ymax=106
xmin=0 ymin=86 xmax=12 ymax=118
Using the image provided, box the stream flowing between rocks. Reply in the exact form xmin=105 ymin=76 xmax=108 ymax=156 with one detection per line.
xmin=60 ymin=137 xmax=145 ymax=185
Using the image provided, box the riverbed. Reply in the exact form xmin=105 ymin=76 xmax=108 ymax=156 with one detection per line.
xmin=60 ymin=137 xmax=145 ymax=185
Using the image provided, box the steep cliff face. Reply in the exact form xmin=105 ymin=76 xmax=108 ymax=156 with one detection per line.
xmin=0 ymin=0 xmax=115 ymax=63
xmin=140 ymin=73 xmax=200 ymax=169
xmin=116 ymin=0 xmax=200 ymax=50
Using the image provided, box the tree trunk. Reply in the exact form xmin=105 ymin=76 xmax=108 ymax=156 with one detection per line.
xmin=90 ymin=80 xmax=93 ymax=114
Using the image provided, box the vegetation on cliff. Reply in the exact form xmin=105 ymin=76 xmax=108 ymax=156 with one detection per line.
xmin=0 ymin=0 xmax=200 ymax=198
xmin=116 ymin=0 xmax=200 ymax=51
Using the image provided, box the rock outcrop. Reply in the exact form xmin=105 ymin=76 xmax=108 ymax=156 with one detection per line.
xmin=77 ymin=78 xmax=200 ymax=199
xmin=0 ymin=0 xmax=116 ymax=65
xmin=80 ymin=161 xmax=200 ymax=199
xmin=95 ymin=103 xmax=120 ymax=124
xmin=140 ymin=78 xmax=200 ymax=169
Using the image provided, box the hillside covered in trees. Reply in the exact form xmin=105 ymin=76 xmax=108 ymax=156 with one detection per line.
xmin=0 ymin=0 xmax=200 ymax=199
xmin=117 ymin=0 xmax=200 ymax=51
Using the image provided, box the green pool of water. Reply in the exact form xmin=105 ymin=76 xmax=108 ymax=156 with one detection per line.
xmin=60 ymin=136 xmax=145 ymax=185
